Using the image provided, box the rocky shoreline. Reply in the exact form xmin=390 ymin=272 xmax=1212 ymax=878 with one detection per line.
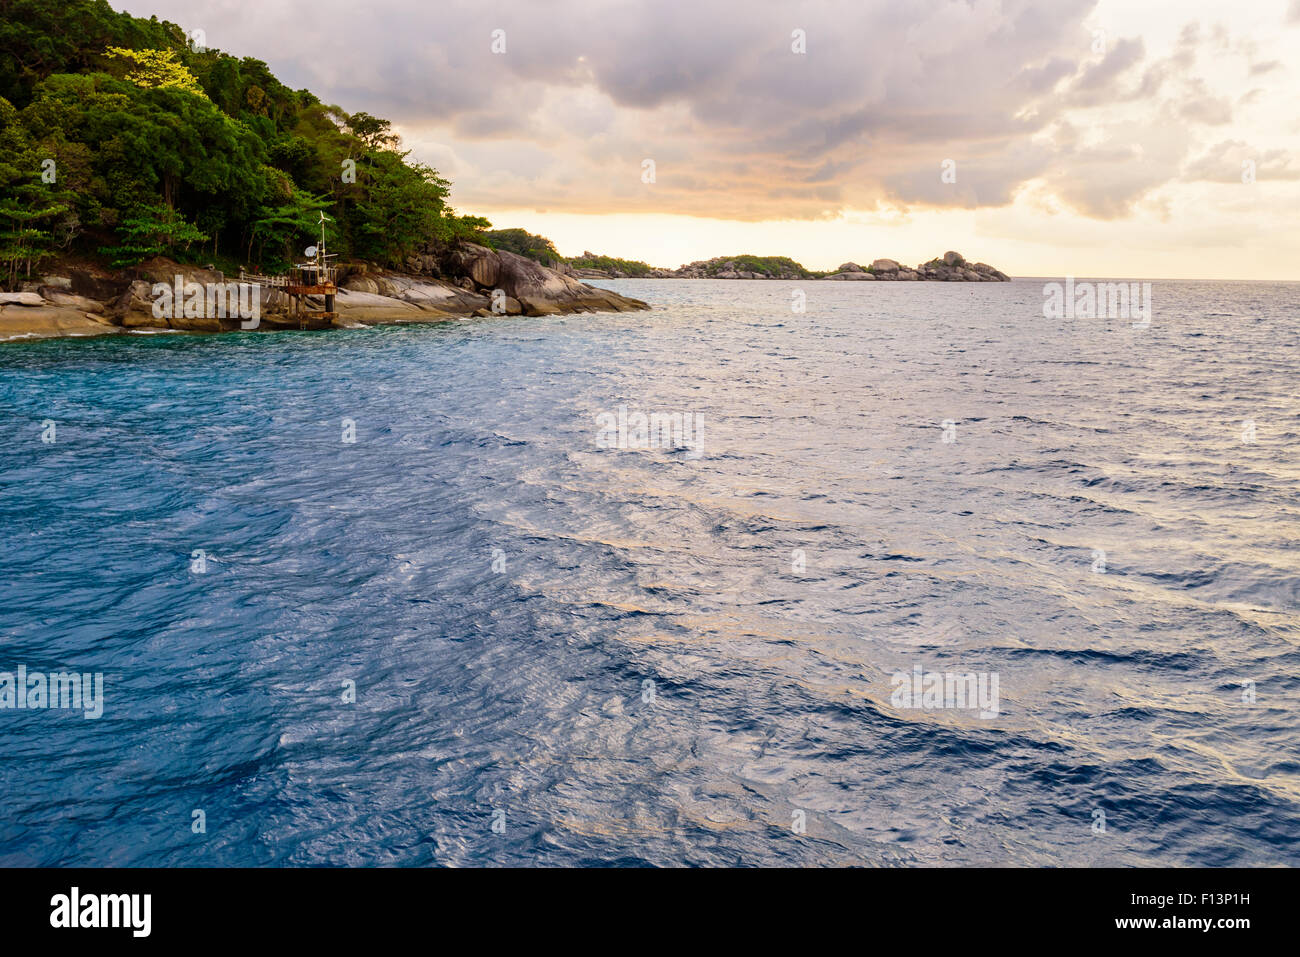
xmin=568 ymin=250 xmax=1010 ymax=282
xmin=0 ymin=244 xmax=650 ymax=344
xmin=1 ymin=247 xmax=1012 ymax=344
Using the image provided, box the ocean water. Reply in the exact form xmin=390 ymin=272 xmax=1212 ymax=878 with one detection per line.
xmin=1 ymin=277 xmax=1297 ymax=867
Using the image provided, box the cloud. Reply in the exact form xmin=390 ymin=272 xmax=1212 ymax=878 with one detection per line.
xmin=1176 ymin=79 xmax=1234 ymax=125
xmin=1183 ymin=139 xmax=1300 ymax=181
xmin=119 ymin=0 xmax=1291 ymax=223
xmin=1044 ymin=118 xmax=1193 ymax=219
xmin=1061 ymin=36 xmax=1147 ymax=106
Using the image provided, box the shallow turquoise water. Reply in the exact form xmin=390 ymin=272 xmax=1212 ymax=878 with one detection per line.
xmin=1 ymin=277 xmax=1297 ymax=865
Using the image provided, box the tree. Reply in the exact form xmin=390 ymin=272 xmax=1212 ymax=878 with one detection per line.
xmin=340 ymin=151 xmax=453 ymax=263
xmin=0 ymin=94 xmax=74 ymax=287
xmin=249 ymin=173 xmax=331 ymax=268
xmin=344 ymin=111 xmax=398 ymax=151
xmin=105 ymin=47 xmax=206 ymax=96
xmin=485 ymin=228 xmax=561 ymax=263
xmin=0 ymin=1 xmax=486 ymax=275
xmin=99 ymin=203 xmax=207 ymax=267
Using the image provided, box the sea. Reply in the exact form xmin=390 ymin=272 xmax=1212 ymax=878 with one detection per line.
xmin=1 ymin=277 xmax=1297 ymax=866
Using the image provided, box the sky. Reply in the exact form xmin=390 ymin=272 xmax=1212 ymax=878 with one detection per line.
xmin=119 ymin=0 xmax=1300 ymax=279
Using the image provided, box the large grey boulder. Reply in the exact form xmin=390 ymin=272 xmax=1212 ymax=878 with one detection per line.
xmin=0 ymin=292 xmax=45 ymax=306
xmin=343 ymin=276 xmax=379 ymax=295
xmin=44 ymin=291 xmax=107 ymax=313
xmin=970 ymin=262 xmax=1010 ymax=281
xmin=492 ymin=250 xmax=648 ymax=315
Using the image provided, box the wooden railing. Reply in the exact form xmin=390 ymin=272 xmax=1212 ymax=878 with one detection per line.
xmin=238 ymin=266 xmax=337 ymax=287
xmin=238 ymin=271 xmax=289 ymax=287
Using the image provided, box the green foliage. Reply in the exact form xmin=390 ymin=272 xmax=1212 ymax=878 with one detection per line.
xmin=0 ymin=0 xmax=179 ymax=107
xmin=706 ymin=254 xmax=811 ymax=277
xmin=0 ymin=0 xmax=486 ymax=277
xmin=0 ymin=93 xmax=76 ymax=287
xmin=346 ymin=153 xmax=453 ymax=263
xmin=248 ymin=174 xmax=330 ymax=270
xmin=567 ymin=253 xmax=655 ymax=276
xmin=484 ymin=228 xmax=560 ymax=263
xmin=106 ymin=47 xmax=205 ymax=95
xmin=99 ymin=203 xmax=207 ymax=267
xmin=343 ymin=111 xmax=398 ymax=151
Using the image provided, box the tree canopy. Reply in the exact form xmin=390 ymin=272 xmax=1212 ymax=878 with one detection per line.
xmin=0 ymin=0 xmax=488 ymax=285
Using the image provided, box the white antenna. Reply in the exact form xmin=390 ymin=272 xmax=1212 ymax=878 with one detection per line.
xmin=316 ymin=212 xmax=330 ymax=269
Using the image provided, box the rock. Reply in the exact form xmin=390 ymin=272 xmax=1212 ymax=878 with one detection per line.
xmin=43 ymin=291 xmax=106 ymax=314
xmin=1 ymin=305 xmax=122 ymax=341
xmin=343 ymin=276 xmax=379 ymax=295
xmin=167 ymin=315 xmax=223 ymax=332
xmin=871 ymin=258 xmax=900 ymax=272
xmin=110 ymin=280 xmax=159 ymax=323
xmin=374 ymin=277 xmax=404 ymax=298
xmin=69 ymin=270 xmax=130 ymax=301
xmin=467 ymin=249 xmax=500 ymax=288
xmin=0 ymin=292 xmax=46 ymax=307
xmin=971 ymin=262 xmax=1010 ymax=281
xmin=41 ymin=275 xmax=72 ymax=290
xmin=836 ymin=262 xmax=865 ymax=273
xmin=136 ymin=259 xmax=225 ymax=288
xmin=516 ymin=296 xmax=562 ymax=316
xmin=364 ymin=274 xmax=486 ymax=315
xmin=332 ymin=289 xmax=436 ymax=324
xmin=119 ymin=312 xmax=168 ymax=329
xmin=491 ymin=250 xmax=648 ymax=314
xmin=909 ymin=253 xmax=1007 ymax=281
xmin=4 ymin=244 xmax=648 ymax=344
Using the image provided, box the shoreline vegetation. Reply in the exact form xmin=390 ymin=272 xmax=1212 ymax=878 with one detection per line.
xmin=487 ymin=229 xmax=1012 ymax=283
xmin=0 ymin=1 xmax=1008 ymax=344
xmin=562 ymin=249 xmax=1010 ymax=283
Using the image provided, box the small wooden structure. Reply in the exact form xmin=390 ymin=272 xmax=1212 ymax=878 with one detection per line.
xmin=239 ymin=213 xmax=338 ymax=329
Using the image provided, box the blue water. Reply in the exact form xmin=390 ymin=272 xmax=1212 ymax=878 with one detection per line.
xmin=1 ymin=278 xmax=1297 ymax=866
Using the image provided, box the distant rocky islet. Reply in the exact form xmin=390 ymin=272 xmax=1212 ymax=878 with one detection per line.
xmin=567 ymin=250 xmax=1010 ymax=282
